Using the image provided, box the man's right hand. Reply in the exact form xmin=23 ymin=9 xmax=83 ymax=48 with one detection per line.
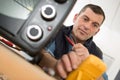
xmin=55 ymin=43 xmax=89 ymax=79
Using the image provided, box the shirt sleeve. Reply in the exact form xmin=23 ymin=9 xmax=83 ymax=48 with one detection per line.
xmin=102 ymin=72 xmax=108 ymax=80
xmin=45 ymin=41 xmax=56 ymax=57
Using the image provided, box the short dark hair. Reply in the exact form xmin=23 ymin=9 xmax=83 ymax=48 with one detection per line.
xmin=79 ymin=4 xmax=105 ymax=24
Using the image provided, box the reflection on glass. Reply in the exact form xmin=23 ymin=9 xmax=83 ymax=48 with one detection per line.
xmin=0 ymin=0 xmax=39 ymax=19
xmin=14 ymin=0 xmax=39 ymax=11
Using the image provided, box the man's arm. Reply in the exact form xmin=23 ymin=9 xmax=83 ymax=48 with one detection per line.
xmin=38 ymin=49 xmax=57 ymax=69
xmin=39 ymin=45 xmax=107 ymax=80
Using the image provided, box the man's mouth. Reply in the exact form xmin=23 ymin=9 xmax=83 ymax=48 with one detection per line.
xmin=79 ymin=29 xmax=88 ymax=35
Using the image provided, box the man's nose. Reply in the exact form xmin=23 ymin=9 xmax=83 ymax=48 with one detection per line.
xmin=84 ymin=22 xmax=91 ymax=30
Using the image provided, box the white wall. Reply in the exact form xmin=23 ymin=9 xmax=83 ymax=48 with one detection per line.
xmin=64 ymin=0 xmax=120 ymax=79
xmin=94 ymin=26 xmax=120 ymax=80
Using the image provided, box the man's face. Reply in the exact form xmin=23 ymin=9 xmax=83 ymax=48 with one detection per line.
xmin=72 ymin=8 xmax=104 ymax=42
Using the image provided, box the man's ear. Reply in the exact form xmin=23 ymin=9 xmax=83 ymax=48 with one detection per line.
xmin=73 ymin=13 xmax=79 ymax=23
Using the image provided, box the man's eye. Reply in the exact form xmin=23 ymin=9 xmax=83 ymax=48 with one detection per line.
xmin=93 ymin=24 xmax=99 ymax=28
xmin=83 ymin=18 xmax=88 ymax=21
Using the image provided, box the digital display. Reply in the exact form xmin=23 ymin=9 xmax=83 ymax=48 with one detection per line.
xmin=0 ymin=0 xmax=39 ymax=20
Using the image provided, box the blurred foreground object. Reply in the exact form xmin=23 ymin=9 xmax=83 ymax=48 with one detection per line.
xmin=66 ymin=55 xmax=107 ymax=80
xmin=0 ymin=43 xmax=56 ymax=80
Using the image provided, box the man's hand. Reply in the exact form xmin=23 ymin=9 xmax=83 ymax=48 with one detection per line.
xmin=55 ymin=43 xmax=89 ymax=79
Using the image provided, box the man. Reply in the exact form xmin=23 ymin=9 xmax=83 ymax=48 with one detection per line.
xmin=39 ymin=4 xmax=108 ymax=80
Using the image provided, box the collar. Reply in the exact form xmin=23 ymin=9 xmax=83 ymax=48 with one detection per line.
xmin=84 ymin=37 xmax=93 ymax=48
